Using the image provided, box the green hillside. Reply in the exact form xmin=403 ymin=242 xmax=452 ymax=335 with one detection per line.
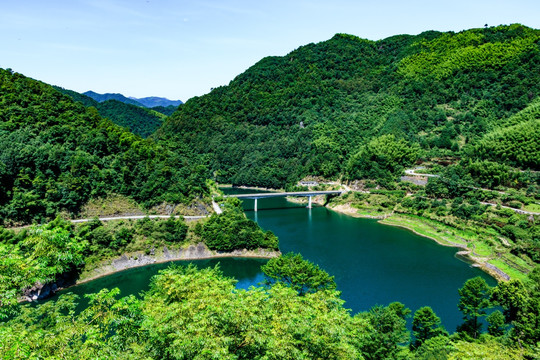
xmin=55 ymin=87 xmax=165 ymax=138
xmin=0 ymin=68 xmax=208 ymax=225
xmin=96 ymin=99 xmax=164 ymax=138
xmin=155 ymin=24 xmax=540 ymax=188
xmin=474 ymin=98 xmax=540 ymax=168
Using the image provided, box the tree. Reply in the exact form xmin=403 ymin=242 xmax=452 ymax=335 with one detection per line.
xmin=359 ymin=302 xmax=410 ymax=360
xmin=486 ymin=310 xmax=505 ymax=337
xmin=491 ymin=267 xmax=540 ymax=346
xmin=411 ymin=306 xmax=447 ymax=349
xmin=490 ymin=279 xmax=527 ymax=324
xmin=261 ymin=252 xmax=336 ymax=295
xmin=413 ymin=335 xmax=455 ymax=359
xmin=457 ymin=277 xmax=491 ymax=338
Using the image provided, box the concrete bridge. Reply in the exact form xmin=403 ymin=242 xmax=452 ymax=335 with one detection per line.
xmin=225 ymin=190 xmax=343 ymax=211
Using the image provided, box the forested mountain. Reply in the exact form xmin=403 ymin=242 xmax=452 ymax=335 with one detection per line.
xmin=55 ymin=87 xmax=166 ymax=138
xmin=130 ymin=96 xmax=183 ymax=108
xmin=83 ymin=91 xmax=145 ymax=107
xmin=150 ymin=104 xmax=178 ymax=116
xmin=94 ymin=99 xmax=165 ymax=138
xmin=155 ymin=24 xmax=540 ymax=188
xmin=84 ymin=91 xmax=183 ymax=109
xmin=0 ymin=68 xmax=209 ymax=225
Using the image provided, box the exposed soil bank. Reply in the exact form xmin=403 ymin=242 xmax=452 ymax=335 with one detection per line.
xmin=23 ymin=244 xmax=280 ymax=302
xmin=77 ymin=243 xmax=281 ymax=285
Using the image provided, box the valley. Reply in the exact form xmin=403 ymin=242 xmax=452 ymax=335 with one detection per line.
xmin=1 ymin=24 xmax=539 ymax=359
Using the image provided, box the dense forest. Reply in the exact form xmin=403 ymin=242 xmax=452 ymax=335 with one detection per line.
xmin=1 ymin=262 xmax=539 ymax=359
xmin=0 ymin=201 xmax=277 ymax=316
xmin=156 ymin=24 xmax=540 ymax=187
xmin=0 ymin=68 xmax=208 ymax=225
xmin=54 ymin=87 xmax=169 ymax=138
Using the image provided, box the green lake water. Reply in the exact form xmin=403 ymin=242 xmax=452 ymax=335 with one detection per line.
xmin=49 ymin=188 xmax=496 ymax=332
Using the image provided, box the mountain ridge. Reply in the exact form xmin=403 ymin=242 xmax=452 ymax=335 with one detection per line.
xmin=83 ymin=91 xmax=182 ymax=108
xmin=54 ymin=87 xmax=166 ymax=138
xmin=129 ymin=96 xmax=183 ymax=108
xmin=83 ymin=90 xmax=145 ymax=107
xmin=155 ymin=23 xmax=540 ymax=188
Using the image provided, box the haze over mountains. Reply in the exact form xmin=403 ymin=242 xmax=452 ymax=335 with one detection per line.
xmin=83 ymin=91 xmax=183 ymax=108
xmin=52 ymin=88 xmax=180 ymax=137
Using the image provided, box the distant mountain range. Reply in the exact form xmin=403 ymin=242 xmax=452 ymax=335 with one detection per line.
xmin=54 ymin=87 xmax=170 ymax=138
xmin=129 ymin=96 xmax=183 ymax=108
xmin=83 ymin=91 xmax=182 ymax=108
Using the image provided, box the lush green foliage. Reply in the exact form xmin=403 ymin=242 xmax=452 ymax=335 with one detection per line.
xmin=78 ymin=216 xmax=189 ymax=259
xmin=457 ymin=277 xmax=492 ymax=339
xmin=196 ymin=207 xmax=279 ymax=251
xmin=491 ymin=267 xmax=540 ymax=346
xmin=4 ymin=265 xmax=538 ymax=359
xmin=411 ymin=306 xmax=448 ymax=349
xmin=475 ymin=119 xmax=540 ymax=169
xmin=0 ymin=219 xmax=87 ymax=317
xmin=56 ymin=87 xmax=166 ymax=138
xmin=151 ymin=104 xmax=178 ymax=116
xmin=0 ymin=68 xmax=209 ymax=225
xmin=155 ymin=24 xmax=540 ymax=188
xmin=0 ymin=265 xmax=372 ymax=359
xmin=0 ymin=211 xmax=281 ymax=320
xmin=95 ymin=99 xmax=164 ymax=138
xmin=359 ymin=302 xmax=411 ymax=360
xmin=261 ymin=252 xmax=337 ymax=295
xmin=346 ymin=134 xmax=420 ymax=181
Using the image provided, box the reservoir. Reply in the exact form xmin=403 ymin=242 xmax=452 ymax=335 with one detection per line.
xmin=51 ymin=188 xmax=496 ymax=332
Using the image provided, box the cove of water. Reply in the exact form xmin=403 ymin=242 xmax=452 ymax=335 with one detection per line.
xmin=48 ymin=187 xmax=495 ymax=332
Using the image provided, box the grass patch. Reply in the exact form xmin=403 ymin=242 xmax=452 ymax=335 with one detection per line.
xmin=523 ymin=203 xmax=540 ymax=213
xmin=488 ymin=259 xmax=527 ymax=281
xmin=79 ymin=194 xmax=143 ymax=218
xmin=471 ymin=241 xmax=493 ymax=257
xmin=380 ymin=215 xmax=467 ymax=247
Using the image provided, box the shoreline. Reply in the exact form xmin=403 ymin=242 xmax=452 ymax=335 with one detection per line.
xmin=326 ymin=202 xmax=510 ymax=282
xmin=20 ymin=244 xmax=281 ymax=301
xmin=76 ymin=243 xmax=281 ymax=285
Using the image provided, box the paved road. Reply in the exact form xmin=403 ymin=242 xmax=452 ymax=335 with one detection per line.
xmin=480 ymin=202 xmax=540 ymax=216
xmin=71 ymin=215 xmax=207 ymax=223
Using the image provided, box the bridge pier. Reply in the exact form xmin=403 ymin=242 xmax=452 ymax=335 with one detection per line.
xmin=225 ymin=190 xmax=343 ymax=212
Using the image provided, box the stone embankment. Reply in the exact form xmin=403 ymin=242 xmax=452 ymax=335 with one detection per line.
xmin=22 ymin=243 xmax=280 ymax=302
xmin=78 ymin=243 xmax=280 ymax=284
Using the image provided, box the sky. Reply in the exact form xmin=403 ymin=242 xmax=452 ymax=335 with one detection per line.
xmin=1 ymin=0 xmax=539 ymax=101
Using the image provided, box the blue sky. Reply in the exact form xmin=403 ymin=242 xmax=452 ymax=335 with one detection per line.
xmin=2 ymin=0 xmax=539 ymax=101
